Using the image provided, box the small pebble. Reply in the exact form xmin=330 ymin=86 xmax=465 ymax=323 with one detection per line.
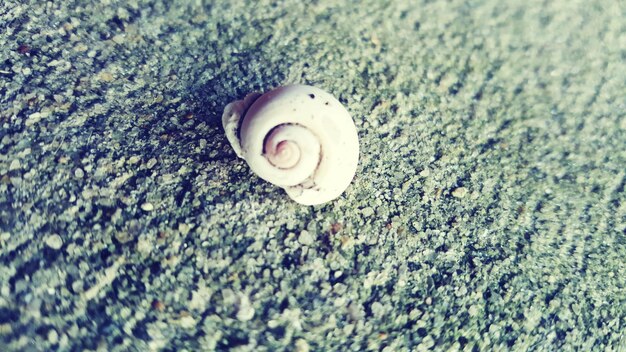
xmin=137 ymin=237 xmax=152 ymax=256
xmin=146 ymin=158 xmax=158 ymax=169
xmin=9 ymin=159 xmax=21 ymax=171
xmin=178 ymin=223 xmax=190 ymax=235
xmin=71 ymin=280 xmax=84 ymax=293
xmin=74 ymin=43 xmax=88 ymax=52
xmin=295 ymin=339 xmax=310 ymax=352
xmin=48 ymin=329 xmax=59 ymax=344
xmin=141 ymin=202 xmax=154 ymax=211
xmin=452 ymin=187 xmax=468 ymax=198
xmin=98 ymin=72 xmax=114 ymax=82
xmin=45 ymin=234 xmax=63 ymax=250
xmin=298 ymin=230 xmax=314 ymax=246
xmin=236 ymin=294 xmax=255 ymax=321
xmin=112 ymin=34 xmax=125 ymax=44
xmin=361 ymin=207 xmax=375 ymax=217
xmin=179 ymin=315 xmax=196 ymax=329
xmin=371 ymin=302 xmax=385 ymax=318
xmin=115 ymin=231 xmax=132 ymax=244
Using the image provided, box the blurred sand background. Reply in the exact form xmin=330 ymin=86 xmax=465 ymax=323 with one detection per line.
xmin=1 ymin=0 xmax=625 ymax=350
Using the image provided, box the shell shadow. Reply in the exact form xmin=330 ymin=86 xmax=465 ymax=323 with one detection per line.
xmin=133 ymin=50 xmax=296 ymax=210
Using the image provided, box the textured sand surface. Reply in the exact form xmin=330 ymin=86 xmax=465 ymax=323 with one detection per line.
xmin=1 ymin=0 xmax=625 ymax=351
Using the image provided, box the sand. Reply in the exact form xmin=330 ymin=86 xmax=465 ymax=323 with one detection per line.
xmin=1 ymin=0 xmax=625 ymax=350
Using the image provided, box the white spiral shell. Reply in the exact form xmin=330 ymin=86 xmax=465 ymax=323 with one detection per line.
xmin=222 ymin=84 xmax=359 ymax=205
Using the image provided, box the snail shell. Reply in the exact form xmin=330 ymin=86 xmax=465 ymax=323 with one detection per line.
xmin=222 ymin=84 xmax=359 ymax=205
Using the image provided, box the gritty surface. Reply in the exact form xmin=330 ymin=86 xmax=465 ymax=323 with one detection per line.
xmin=0 ymin=0 xmax=625 ymax=351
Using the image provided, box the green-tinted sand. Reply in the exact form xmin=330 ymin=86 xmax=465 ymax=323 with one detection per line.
xmin=1 ymin=0 xmax=625 ymax=350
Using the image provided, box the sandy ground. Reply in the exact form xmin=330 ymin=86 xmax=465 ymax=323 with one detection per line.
xmin=1 ymin=0 xmax=625 ymax=350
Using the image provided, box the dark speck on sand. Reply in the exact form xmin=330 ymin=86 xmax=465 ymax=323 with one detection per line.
xmin=0 ymin=0 xmax=625 ymax=350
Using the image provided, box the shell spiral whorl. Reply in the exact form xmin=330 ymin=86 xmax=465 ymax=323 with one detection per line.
xmin=266 ymin=138 xmax=300 ymax=169
xmin=222 ymin=85 xmax=359 ymax=205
